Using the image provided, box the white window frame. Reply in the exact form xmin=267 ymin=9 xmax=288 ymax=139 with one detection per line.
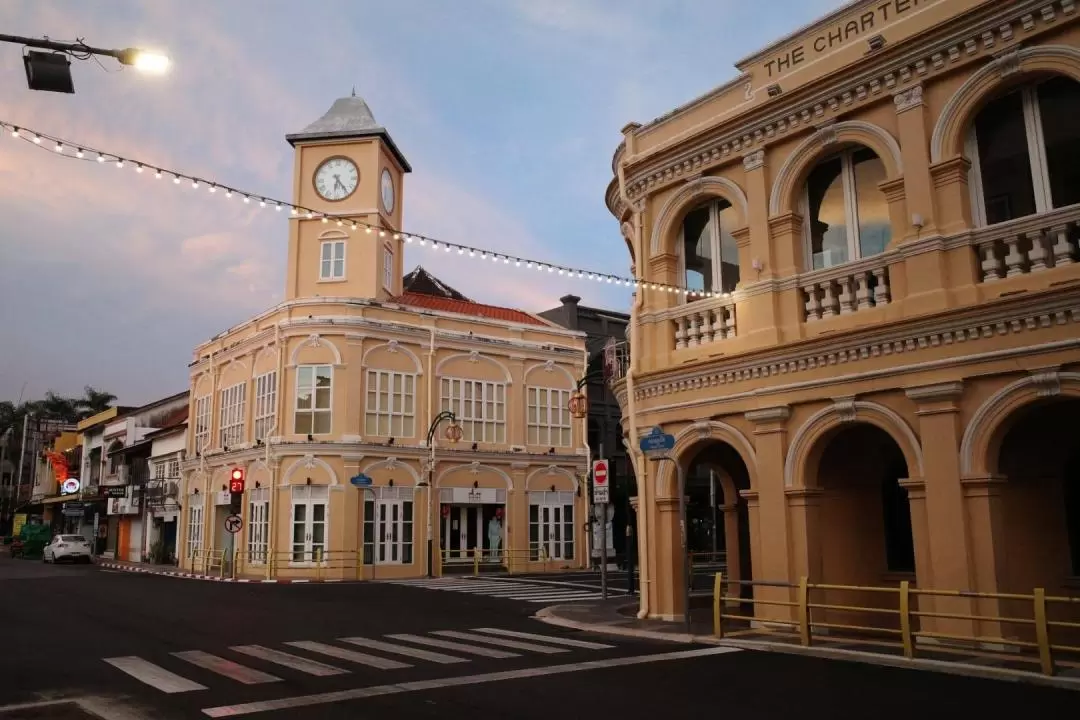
xmin=679 ymin=199 xmax=740 ymax=300
xmin=218 ymin=382 xmax=246 ymax=448
xmin=801 ymin=148 xmax=885 ymax=271
xmin=440 ymin=377 xmax=506 ymax=444
xmin=247 ymin=487 xmax=269 ymax=565
xmin=362 ymin=487 xmax=415 ymax=565
xmin=193 ymin=395 xmax=211 ymax=454
xmin=167 ymin=459 xmax=180 ymax=479
xmin=294 ymin=364 xmax=333 ymax=436
xmin=319 ymin=239 xmax=346 ymax=281
xmin=253 ymin=371 xmax=278 ymax=442
xmin=290 ymin=485 xmax=330 ymax=566
xmin=528 ymin=491 xmax=575 ymax=561
xmin=966 ymin=83 xmax=1055 ymax=228
xmin=383 ymin=247 xmax=394 ymax=289
xmin=365 ymin=370 xmax=416 ymax=438
xmin=186 ymin=493 xmax=204 ymax=559
xmin=527 ymin=386 xmax=572 ymax=447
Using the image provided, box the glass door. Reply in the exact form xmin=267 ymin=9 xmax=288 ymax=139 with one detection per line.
xmin=377 ymin=499 xmax=405 ymax=564
xmin=290 ymin=488 xmax=329 ymax=564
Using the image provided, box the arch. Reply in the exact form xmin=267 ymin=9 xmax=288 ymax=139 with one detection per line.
xmin=359 ymin=457 xmax=422 ymax=486
xmin=523 ymin=360 xmax=576 ymax=388
xmin=192 ymin=372 xmax=213 ymax=395
xmin=288 ymin=333 xmax=343 ymax=367
xmin=318 ymin=228 xmax=349 ymax=241
xmin=931 ymin=45 xmax=1080 ymax=163
xmin=253 ymin=344 xmax=279 ymax=367
xmin=220 ymin=357 xmax=250 ymax=382
xmin=769 ymin=120 xmax=903 ymax=216
xmin=649 ymin=175 xmax=750 ymax=257
xmin=435 ymin=352 xmax=513 ymax=384
xmin=785 ymin=400 xmax=923 ymax=488
xmin=525 ymin=465 xmax=579 ymax=493
xmin=280 ymin=453 xmax=340 ymax=486
xmin=435 ymin=462 xmax=513 ymax=490
xmin=361 ymin=340 xmax=424 ymax=374
xmin=657 ymin=420 xmax=759 ymax=497
xmin=960 ymin=371 xmax=1080 ymax=477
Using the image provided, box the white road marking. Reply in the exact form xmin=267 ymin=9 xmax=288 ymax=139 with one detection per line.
xmin=384 ymin=633 xmax=520 ymax=659
xmin=469 ymin=576 xmax=632 ymax=593
xmin=470 ymin=628 xmax=615 ymax=649
xmin=430 ymin=630 xmax=569 ymax=654
xmin=284 ymin=640 xmax=411 ymax=670
xmin=103 ymin=656 xmax=207 ymax=694
xmin=229 ymin=645 xmax=348 ymax=676
xmin=172 ymin=650 xmax=282 ymax=684
xmin=200 ymin=646 xmax=742 ymax=717
xmin=526 ymin=593 xmax=604 ymax=603
xmin=338 ymin=636 xmax=469 ymax=664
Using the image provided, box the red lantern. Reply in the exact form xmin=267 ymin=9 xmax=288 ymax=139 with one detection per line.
xmin=495 ymin=507 xmax=504 ymax=519
xmin=444 ymin=421 xmax=463 ymax=444
xmin=441 ymin=505 xmax=450 ymax=517
xmin=568 ymin=390 xmax=588 ymax=419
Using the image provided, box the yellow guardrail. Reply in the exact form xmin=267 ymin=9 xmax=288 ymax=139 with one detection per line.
xmin=710 ymin=572 xmax=1080 ymax=676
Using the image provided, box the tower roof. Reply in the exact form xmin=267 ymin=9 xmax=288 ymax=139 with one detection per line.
xmin=285 ymin=92 xmax=411 ymax=172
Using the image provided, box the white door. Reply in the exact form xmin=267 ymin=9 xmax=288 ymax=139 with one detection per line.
xmin=376 ymin=499 xmax=407 ymax=564
xmin=541 ymin=505 xmax=566 ymax=560
xmin=291 ymin=492 xmax=328 ymax=563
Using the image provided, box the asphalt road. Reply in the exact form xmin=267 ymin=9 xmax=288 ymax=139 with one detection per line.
xmin=1 ymin=557 xmax=1075 ymax=719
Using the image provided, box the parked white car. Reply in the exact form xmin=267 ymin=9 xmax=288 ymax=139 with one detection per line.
xmin=43 ymin=535 xmax=93 ymax=563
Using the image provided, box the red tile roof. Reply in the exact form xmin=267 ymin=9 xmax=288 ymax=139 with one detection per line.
xmin=392 ymin=292 xmax=548 ymax=326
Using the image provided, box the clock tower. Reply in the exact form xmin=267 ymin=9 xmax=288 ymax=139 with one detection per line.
xmin=284 ymin=92 xmax=411 ymax=301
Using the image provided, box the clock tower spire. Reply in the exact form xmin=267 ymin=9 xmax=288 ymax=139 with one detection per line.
xmin=283 ymin=94 xmax=411 ymax=302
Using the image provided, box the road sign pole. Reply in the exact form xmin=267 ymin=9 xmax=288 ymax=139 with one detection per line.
xmin=600 ymin=503 xmax=608 ymax=600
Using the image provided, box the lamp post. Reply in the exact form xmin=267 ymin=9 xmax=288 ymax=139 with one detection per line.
xmin=423 ymin=410 xmax=461 ymax=577
xmin=0 ymin=34 xmax=169 ymax=94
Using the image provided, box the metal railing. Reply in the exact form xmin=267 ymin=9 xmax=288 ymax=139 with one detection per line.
xmin=710 ymin=573 xmax=1080 ymax=676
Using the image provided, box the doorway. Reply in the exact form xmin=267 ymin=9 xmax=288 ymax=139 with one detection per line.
xmin=441 ymin=504 xmax=504 ymax=563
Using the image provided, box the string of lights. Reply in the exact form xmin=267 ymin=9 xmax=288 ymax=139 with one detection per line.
xmin=2 ymin=118 xmax=729 ymax=299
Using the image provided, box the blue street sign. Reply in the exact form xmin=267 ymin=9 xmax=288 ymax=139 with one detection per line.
xmin=350 ymin=473 xmax=373 ymax=487
xmin=639 ymin=426 xmax=675 ymax=453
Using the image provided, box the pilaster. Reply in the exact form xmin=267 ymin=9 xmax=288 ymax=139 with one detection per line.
xmin=652 ymin=496 xmax=685 ymax=621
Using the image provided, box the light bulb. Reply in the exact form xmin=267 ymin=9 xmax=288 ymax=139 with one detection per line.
xmin=244 ymin=196 xmax=251 ymax=204
xmin=32 ymin=135 xmax=41 ymax=144
xmin=97 ymin=154 xmax=106 ymax=163
xmin=54 ymin=142 xmax=63 ymax=152
xmin=10 ymin=128 xmax=19 ymax=138
xmin=116 ymin=160 xmax=124 ymax=168
xmin=173 ymin=175 xmax=180 ymax=184
xmin=191 ymin=180 xmax=199 ymax=189
xmin=154 ymin=170 xmax=162 ymax=179
xmin=135 ymin=164 xmax=144 ymax=173
xmin=208 ymin=185 xmax=216 ymax=193
xmin=76 ymin=149 xmax=85 ymax=158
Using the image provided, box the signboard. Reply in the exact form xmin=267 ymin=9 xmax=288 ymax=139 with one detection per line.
xmin=103 ymin=486 xmax=127 ymax=499
xmin=592 ymin=459 xmax=609 ymax=504
xmin=450 ymin=487 xmax=498 ymax=505
xmin=12 ymin=513 xmax=27 ymax=538
xmin=61 ymin=502 xmax=84 ymax=517
xmin=61 ymin=478 xmax=81 ymax=495
xmin=350 ymin=473 xmax=373 ymax=487
xmin=224 ymin=514 xmax=243 ymax=534
xmin=639 ymin=426 xmax=675 ymax=457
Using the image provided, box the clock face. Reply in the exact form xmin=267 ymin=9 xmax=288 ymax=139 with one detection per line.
xmin=380 ymin=168 xmax=395 ymax=213
xmin=314 ymin=157 xmax=358 ymax=201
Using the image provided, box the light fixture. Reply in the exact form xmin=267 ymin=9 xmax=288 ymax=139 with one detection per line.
xmin=444 ymin=421 xmax=463 ymax=444
xmin=115 ymin=48 xmax=170 ymax=74
xmin=22 ymin=50 xmax=74 ymax=93
xmin=568 ymin=391 xmax=588 ymax=419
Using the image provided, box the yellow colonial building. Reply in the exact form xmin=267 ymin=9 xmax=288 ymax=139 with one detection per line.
xmin=179 ymin=95 xmax=589 ymax=580
xmin=608 ymin=0 xmax=1080 ymax=640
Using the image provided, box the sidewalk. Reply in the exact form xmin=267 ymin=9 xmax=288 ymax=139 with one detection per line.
xmin=93 ymin=558 xmax=353 ymax=584
xmin=534 ymin=597 xmax=1080 ymax=691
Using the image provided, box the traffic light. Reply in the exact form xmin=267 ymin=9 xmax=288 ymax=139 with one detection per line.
xmin=229 ymin=467 xmax=244 ymax=514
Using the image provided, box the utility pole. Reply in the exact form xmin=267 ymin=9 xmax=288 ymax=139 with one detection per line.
xmin=16 ymin=413 xmax=30 ymax=509
xmin=0 ymin=34 xmax=168 ymax=94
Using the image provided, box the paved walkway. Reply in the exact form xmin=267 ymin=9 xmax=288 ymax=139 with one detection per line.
xmin=535 ymin=597 xmax=1080 ymax=691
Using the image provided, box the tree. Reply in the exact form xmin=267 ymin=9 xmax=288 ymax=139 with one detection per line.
xmin=77 ymin=387 xmax=117 ymax=418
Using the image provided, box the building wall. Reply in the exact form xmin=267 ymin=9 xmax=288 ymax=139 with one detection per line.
xmin=609 ymin=0 xmax=1080 ymax=635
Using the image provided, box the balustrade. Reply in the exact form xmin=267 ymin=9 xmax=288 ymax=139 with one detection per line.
xmin=672 ymin=299 xmax=737 ymax=350
xmin=801 ymin=257 xmax=891 ymax=322
xmin=975 ymin=205 xmax=1080 ymax=282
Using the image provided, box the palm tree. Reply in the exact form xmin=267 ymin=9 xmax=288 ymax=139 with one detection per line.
xmin=77 ymin=387 xmax=117 ymax=418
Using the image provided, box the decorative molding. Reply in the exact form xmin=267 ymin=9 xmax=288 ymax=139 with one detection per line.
xmin=742 ymin=150 xmax=765 ymax=171
xmin=662 ymin=420 xmax=758 ymax=496
xmin=525 ymin=465 xmax=579 ymax=492
xmin=620 ymin=1 xmax=1062 ymax=203
xmin=523 ymin=360 xmax=576 ymax=388
xmin=435 ymin=462 xmax=514 ymax=489
xmin=648 ymin=175 xmax=750 ymax=256
xmin=361 ymin=340 xmax=424 ymax=374
xmin=744 ymin=406 xmax=790 ymax=424
xmin=280 ymin=453 xmax=340 ymax=487
xmin=288 ymin=333 xmax=343 ymax=367
xmin=931 ymin=44 xmax=1080 ymax=162
xmin=436 ymin=352 xmax=514 ymax=384
xmin=360 ymin=456 xmax=421 ymax=486
xmin=893 ymin=84 xmax=924 ymax=112
xmin=904 ymin=381 xmax=964 ymax=403
xmin=1031 ymin=370 xmax=1062 ymax=397
xmin=784 ymin=400 xmax=924 ymax=487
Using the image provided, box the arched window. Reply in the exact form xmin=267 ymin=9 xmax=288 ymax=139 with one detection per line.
xmin=681 ymin=199 xmax=740 ymax=295
xmin=803 ymin=147 xmax=891 ymax=270
xmin=967 ymin=76 xmax=1080 ymax=226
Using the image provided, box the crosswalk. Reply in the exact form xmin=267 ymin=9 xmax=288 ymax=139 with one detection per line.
xmin=383 ymin=577 xmax=625 ymax=603
xmin=102 ymin=627 xmax=616 ymax=694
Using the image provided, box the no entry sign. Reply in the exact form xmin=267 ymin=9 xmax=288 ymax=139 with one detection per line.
xmin=592 ymin=459 xmax=609 ymax=504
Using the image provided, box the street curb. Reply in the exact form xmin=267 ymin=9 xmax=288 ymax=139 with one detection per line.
xmin=92 ymin=560 xmax=356 ymax=584
xmin=532 ymin=606 xmax=1080 ymax=691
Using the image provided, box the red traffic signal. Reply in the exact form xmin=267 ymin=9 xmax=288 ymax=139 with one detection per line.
xmin=229 ymin=467 xmax=245 ymax=493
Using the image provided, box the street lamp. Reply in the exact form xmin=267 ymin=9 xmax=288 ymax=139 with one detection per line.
xmin=0 ymin=34 xmax=170 ymax=93
xmin=423 ymin=410 xmax=460 ymax=577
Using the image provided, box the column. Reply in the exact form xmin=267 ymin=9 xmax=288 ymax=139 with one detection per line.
xmin=342 ymin=454 xmax=365 ymax=580
xmin=511 ymin=462 xmax=529 ymax=573
xmin=744 ymin=406 xmax=794 ymax=623
xmin=652 ymin=496 xmax=685 ymax=621
xmin=719 ymin=503 xmax=741 ymax=606
xmin=784 ymin=488 xmax=823 ymax=582
xmin=737 ymin=150 xmax=783 ymax=346
xmin=959 ymin=474 xmax=1010 ymax=643
xmin=904 ymin=382 xmax=980 ymax=640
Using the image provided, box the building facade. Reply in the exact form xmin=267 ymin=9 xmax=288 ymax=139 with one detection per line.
xmin=607 ymin=0 xmax=1080 ymax=640
xmin=178 ymin=95 xmax=589 ymax=581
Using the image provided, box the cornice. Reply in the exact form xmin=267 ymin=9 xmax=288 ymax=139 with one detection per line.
xmin=632 ymin=286 xmax=1080 ymax=403
xmin=619 ymin=0 xmax=1059 ymax=201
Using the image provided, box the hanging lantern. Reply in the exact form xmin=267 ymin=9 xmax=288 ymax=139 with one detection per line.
xmin=444 ymin=420 xmax=463 ymax=444
xmin=441 ymin=505 xmax=450 ymax=518
xmin=568 ymin=390 xmax=588 ymax=419
xmin=495 ymin=507 xmax=504 ymax=519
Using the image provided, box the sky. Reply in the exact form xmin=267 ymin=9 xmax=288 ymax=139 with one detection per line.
xmin=0 ymin=0 xmax=840 ymax=406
